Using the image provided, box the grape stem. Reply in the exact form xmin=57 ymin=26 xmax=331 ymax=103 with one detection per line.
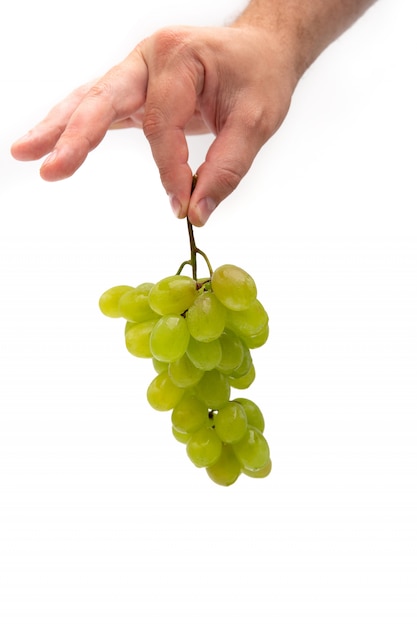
xmin=176 ymin=175 xmax=213 ymax=282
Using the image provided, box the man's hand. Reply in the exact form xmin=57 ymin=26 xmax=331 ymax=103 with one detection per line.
xmin=11 ymin=25 xmax=296 ymax=225
xmin=11 ymin=0 xmax=376 ymax=225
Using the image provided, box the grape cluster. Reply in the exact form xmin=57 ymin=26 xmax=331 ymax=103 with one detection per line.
xmin=99 ymin=263 xmax=271 ymax=486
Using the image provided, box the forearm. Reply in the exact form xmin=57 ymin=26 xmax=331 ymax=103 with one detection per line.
xmin=232 ymin=0 xmax=377 ymax=78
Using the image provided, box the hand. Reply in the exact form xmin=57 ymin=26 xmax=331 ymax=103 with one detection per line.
xmin=11 ymin=25 xmax=298 ymax=226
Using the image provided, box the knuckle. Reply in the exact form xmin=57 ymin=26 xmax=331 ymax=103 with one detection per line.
xmin=156 ymin=164 xmax=173 ymax=185
xmin=86 ymin=79 xmax=114 ymax=101
xmin=84 ymin=80 xmax=119 ymax=122
xmin=215 ymin=163 xmax=244 ymax=195
xmin=144 ymin=27 xmax=203 ymax=79
xmin=142 ymin=107 xmax=166 ymax=141
xmin=243 ymin=105 xmax=277 ymax=143
xmin=150 ymin=27 xmax=189 ymax=59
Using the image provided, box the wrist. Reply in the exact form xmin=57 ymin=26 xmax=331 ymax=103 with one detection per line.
xmin=230 ymin=3 xmax=311 ymax=85
xmin=231 ymin=0 xmax=376 ymax=80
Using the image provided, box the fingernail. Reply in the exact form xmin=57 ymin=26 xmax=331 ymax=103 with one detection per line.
xmin=194 ymin=197 xmax=216 ymax=225
xmin=169 ymin=194 xmax=182 ymax=217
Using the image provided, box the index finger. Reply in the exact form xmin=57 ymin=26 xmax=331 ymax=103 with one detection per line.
xmin=140 ymin=33 xmax=205 ymax=218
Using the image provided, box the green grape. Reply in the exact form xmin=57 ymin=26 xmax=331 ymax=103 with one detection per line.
xmin=186 ymin=425 xmax=223 ymax=468
xmin=206 ymin=444 xmax=242 ymax=486
xmin=196 ymin=278 xmax=211 ymax=293
xmin=243 ymin=323 xmax=270 ymax=349
xmin=148 ymin=275 xmax=197 ymax=315
xmin=99 ymin=285 xmax=134 ymax=318
xmin=232 ymin=426 xmax=270 ymax=472
xmin=146 ymin=371 xmax=184 ymax=411
xmin=194 ymin=369 xmax=230 ymax=409
xmin=186 ymin=292 xmax=227 ymax=342
xmin=232 ymin=345 xmax=253 ymax=378
xmin=211 ymin=264 xmax=257 ymax=311
xmin=172 ymin=426 xmax=191 ymax=444
xmin=213 ymin=401 xmax=248 ymax=443
xmin=229 ymin=363 xmax=256 ymax=389
xmin=152 ymin=357 xmax=168 ymax=373
xmin=186 ymin=336 xmax=222 ymax=371
xmin=149 ymin=314 xmax=190 ymax=362
xmin=137 ymin=282 xmax=155 ymax=290
xmin=216 ymin=330 xmax=245 ymax=375
xmin=118 ymin=283 xmax=159 ymax=323
xmin=125 ymin=321 xmax=136 ymax=335
xmin=168 ymin=353 xmax=204 ymax=388
xmin=124 ymin=319 xmax=157 ymax=358
xmin=226 ymin=299 xmax=269 ymax=338
xmin=233 ymin=398 xmax=265 ymax=432
xmin=171 ymin=393 xmax=209 ymax=433
xmin=242 ymin=458 xmax=272 ymax=479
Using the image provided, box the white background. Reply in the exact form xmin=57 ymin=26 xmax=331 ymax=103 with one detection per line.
xmin=1 ymin=1 xmax=416 ymax=624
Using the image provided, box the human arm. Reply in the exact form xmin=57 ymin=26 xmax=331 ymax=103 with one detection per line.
xmin=10 ymin=0 xmax=376 ymax=226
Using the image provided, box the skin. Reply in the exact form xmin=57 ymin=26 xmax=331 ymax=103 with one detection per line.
xmin=10 ymin=0 xmax=376 ymax=226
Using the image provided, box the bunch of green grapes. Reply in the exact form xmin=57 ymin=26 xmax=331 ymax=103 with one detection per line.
xmin=99 ymin=227 xmax=271 ymax=486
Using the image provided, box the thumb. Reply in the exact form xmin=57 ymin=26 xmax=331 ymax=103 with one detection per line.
xmin=187 ymin=118 xmax=267 ymax=226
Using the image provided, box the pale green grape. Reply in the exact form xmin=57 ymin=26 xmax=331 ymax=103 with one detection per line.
xmin=194 ymin=369 xmax=230 ymax=409
xmin=243 ymin=323 xmax=270 ymax=349
xmin=232 ymin=345 xmax=253 ymax=378
xmin=149 ymin=314 xmax=190 ymax=362
xmin=242 ymin=458 xmax=272 ymax=478
xmin=148 ymin=275 xmax=197 ymax=315
xmin=124 ymin=319 xmax=157 ymax=358
xmin=171 ymin=393 xmax=209 ymax=433
xmin=216 ymin=330 xmax=245 ymax=375
xmin=186 ymin=336 xmax=222 ymax=371
xmin=168 ymin=353 xmax=204 ymax=387
xmin=118 ymin=283 xmax=159 ymax=323
xmin=99 ymin=285 xmax=133 ymax=318
xmin=229 ymin=363 xmax=256 ymax=390
xmin=211 ymin=264 xmax=257 ymax=311
xmin=186 ymin=425 xmax=223 ymax=468
xmin=196 ymin=278 xmax=211 ymax=293
xmin=233 ymin=398 xmax=265 ymax=432
xmin=226 ymin=299 xmax=269 ymax=338
xmin=186 ymin=292 xmax=227 ymax=342
xmin=172 ymin=426 xmax=191 ymax=444
xmin=152 ymin=357 xmax=168 ymax=373
xmin=206 ymin=444 xmax=242 ymax=486
xmin=137 ymin=282 xmax=155 ymax=290
xmin=232 ymin=426 xmax=270 ymax=471
xmin=146 ymin=371 xmax=184 ymax=411
xmin=213 ymin=401 xmax=248 ymax=443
